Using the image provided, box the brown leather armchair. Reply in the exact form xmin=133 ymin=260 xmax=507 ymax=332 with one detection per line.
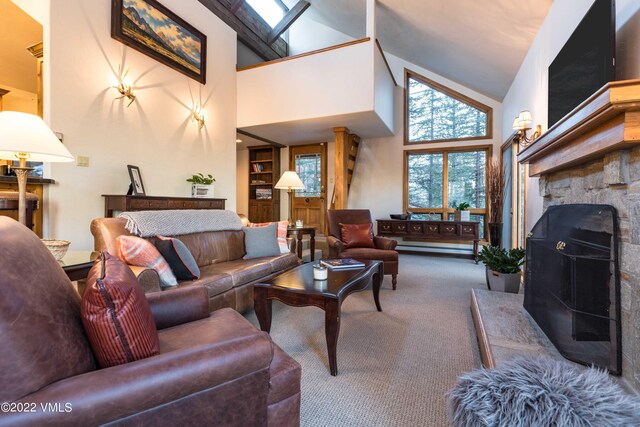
xmin=327 ymin=209 xmax=399 ymax=289
xmin=0 ymin=217 xmax=301 ymax=427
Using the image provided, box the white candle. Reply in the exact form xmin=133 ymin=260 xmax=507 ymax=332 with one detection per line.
xmin=313 ymin=265 xmax=328 ymax=280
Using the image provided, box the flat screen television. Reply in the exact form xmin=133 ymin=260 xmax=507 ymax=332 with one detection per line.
xmin=548 ymin=0 xmax=616 ymax=127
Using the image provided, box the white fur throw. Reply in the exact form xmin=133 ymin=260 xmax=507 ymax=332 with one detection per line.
xmin=118 ymin=210 xmax=243 ymax=237
xmin=448 ymin=356 xmax=640 ymax=427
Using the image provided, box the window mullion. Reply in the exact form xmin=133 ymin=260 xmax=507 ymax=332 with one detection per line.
xmin=442 ymin=152 xmax=449 ymax=215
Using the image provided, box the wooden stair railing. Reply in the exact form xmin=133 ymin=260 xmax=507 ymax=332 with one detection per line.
xmin=331 ymin=127 xmax=361 ymax=209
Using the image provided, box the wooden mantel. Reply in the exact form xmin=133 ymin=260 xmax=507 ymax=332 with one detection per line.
xmin=518 ymin=79 xmax=640 ymax=176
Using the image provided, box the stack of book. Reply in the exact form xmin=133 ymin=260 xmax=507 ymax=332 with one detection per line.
xmin=320 ymin=258 xmax=365 ymax=270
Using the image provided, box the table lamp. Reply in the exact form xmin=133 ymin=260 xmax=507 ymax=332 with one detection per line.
xmin=274 ymin=171 xmax=305 ymax=225
xmin=0 ymin=111 xmax=74 ymax=226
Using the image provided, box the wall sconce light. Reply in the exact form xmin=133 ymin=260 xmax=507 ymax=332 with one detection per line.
xmin=114 ymin=81 xmax=136 ymax=107
xmin=192 ymin=106 xmax=205 ymax=129
xmin=512 ymin=110 xmax=541 ymax=147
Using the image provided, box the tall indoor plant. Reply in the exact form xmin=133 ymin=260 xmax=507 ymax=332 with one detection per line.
xmin=487 ymin=159 xmax=505 ymax=247
xmin=477 ymin=246 xmax=525 ymax=293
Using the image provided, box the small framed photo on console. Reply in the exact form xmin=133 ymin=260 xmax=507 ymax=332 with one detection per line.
xmin=127 ymin=165 xmax=146 ymax=196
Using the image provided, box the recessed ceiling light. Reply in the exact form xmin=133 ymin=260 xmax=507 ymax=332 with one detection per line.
xmin=236 ymin=139 xmax=243 ymax=143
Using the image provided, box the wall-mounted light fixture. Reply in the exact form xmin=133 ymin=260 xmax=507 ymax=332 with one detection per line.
xmin=192 ymin=105 xmax=205 ymax=129
xmin=512 ymin=110 xmax=541 ymax=147
xmin=114 ymin=81 xmax=136 ymax=107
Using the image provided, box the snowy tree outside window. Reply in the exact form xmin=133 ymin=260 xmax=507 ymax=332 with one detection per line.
xmin=405 ymin=148 xmax=489 ymax=239
xmin=406 ymin=71 xmax=491 ymax=144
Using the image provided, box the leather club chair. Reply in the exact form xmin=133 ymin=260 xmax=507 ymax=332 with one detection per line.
xmin=0 ymin=217 xmax=301 ymax=427
xmin=327 ymin=209 xmax=399 ymax=289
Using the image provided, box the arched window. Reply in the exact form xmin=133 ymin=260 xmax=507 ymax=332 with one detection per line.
xmin=405 ymin=70 xmax=492 ymax=144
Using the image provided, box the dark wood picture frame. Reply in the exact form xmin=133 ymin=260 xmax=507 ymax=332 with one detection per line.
xmin=127 ymin=165 xmax=146 ymax=196
xmin=111 ymin=0 xmax=207 ymax=84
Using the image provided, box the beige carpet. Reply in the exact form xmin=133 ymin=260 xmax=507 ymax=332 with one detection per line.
xmin=245 ymin=254 xmax=485 ymax=426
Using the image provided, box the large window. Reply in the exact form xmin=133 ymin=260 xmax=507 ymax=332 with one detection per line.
xmin=405 ymin=70 xmax=492 ymax=144
xmin=404 ymin=146 xmax=490 ymax=239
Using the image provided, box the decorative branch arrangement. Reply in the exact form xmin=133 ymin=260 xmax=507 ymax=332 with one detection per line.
xmin=487 ymin=158 xmax=505 ymax=224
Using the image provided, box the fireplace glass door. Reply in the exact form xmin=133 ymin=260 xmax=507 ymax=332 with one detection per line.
xmin=524 ymin=204 xmax=620 ymax=374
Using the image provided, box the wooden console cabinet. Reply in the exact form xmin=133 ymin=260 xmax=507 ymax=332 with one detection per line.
xmin=102 ymin=195 xmax=226 ymax=217
xmin=376 ymin=219 xmax=480 ymax=260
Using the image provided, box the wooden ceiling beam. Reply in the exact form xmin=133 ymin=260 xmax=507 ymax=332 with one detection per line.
xmin=229 ymin=0 xmax=245 ymax=13
xmin=197 ymin=0 xmax=285 ymax=61
xmin=268 ymin=1 xmax=310 ymax=45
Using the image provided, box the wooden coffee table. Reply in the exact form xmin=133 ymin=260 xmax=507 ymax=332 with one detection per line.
xmin=254 ymin=260 xmax=383 ymax=376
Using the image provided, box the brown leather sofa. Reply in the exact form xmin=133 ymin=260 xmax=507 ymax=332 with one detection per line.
xmin=327 ymin=209 xmax=399 ymax=289
xmin=0 ymin=217 xmax=301 ymax=427
xmin=91 ymin=217 xmax=301 ymax=313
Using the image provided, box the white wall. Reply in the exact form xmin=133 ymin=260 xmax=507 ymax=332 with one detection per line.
xmin=11 ymin=0 xmax=47 ymax=25
xmin=288 ymin=14 xmax=355 ymax=56
xmin=236 ymin=147 xmax=249 ymax=215
xmin=503 ymin=0 xmax=640 ymax=233
xmin=237 ymin=41 xmax=264 ymax=68
xmin=237 ymin=40 xmax=374 ymax=128
xmin=279 ymin=146 xmax=289 ymax=220
xmin=373 ymin=45 xmax=395 ymax=133
xmin=350 ymin=53 xmax=504 ymax=249
xmin=35 ymin=0 xmax=237 ymax=249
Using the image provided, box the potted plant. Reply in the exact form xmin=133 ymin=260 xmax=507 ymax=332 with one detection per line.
xmin=187 ymin=173 xmax=215 ymax=198
xmin=477 ymin=245 xmax=525 ymax=293
xmin=487 ymin=159 xmax=506 ymax=247
xmin=452 ymin=201 xmax=471 ymax=221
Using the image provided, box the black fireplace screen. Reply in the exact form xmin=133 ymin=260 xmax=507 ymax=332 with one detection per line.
xmin=524 ymin=204 xmax=620 ymax=374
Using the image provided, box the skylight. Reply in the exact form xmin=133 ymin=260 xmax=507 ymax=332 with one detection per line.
xmin=246 ymin=0 xmax=284 ymax=28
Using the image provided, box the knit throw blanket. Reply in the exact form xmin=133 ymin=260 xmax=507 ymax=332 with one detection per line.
xmin=118 ymin=210 xmax=243 ymax=237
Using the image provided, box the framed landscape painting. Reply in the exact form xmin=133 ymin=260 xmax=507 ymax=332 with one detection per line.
xmin=111 ymin=0 xmax=207 ymax=84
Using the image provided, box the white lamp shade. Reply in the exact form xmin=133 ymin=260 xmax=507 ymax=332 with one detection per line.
xmin=275 ymin=171 xmax=305 ymax=190
xmin=0 ymin=111 xmax=73 ymax=162
xmin=518 ymin=110 xmax=533 ymax=126
xmin=512 ymin=117 xmax=521 ymax=130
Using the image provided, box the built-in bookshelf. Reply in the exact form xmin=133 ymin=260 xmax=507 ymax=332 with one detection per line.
xmin=248 ymin=146 xmax=280 ymax=222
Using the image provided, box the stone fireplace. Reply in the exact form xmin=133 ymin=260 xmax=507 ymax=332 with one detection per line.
xmin=519 ymin=80 xmax=640 ymax=391
xmin=524 ymin=203 xmax=620 ymax=374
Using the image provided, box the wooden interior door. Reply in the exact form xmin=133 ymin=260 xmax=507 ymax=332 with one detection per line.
xmin=290 ymin=144 xmax=327 ymax=233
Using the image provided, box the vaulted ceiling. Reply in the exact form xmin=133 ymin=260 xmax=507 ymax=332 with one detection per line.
xmin=288 ymin=0 xmax=553 ymax=100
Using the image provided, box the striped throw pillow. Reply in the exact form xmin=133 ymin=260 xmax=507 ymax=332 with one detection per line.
xmin=116 ymin=235 xmax=177 ymax=288
xmin=81 ymin=252 xmax=159 ymax=368
xmin=249 ymin=220 xmax=289 ymax=253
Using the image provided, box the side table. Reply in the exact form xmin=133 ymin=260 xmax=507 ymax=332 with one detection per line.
xmin=287 ymin=226 xmax=316 ymax=261
xmin=60 ymin=251 xmax=95 ymax=282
